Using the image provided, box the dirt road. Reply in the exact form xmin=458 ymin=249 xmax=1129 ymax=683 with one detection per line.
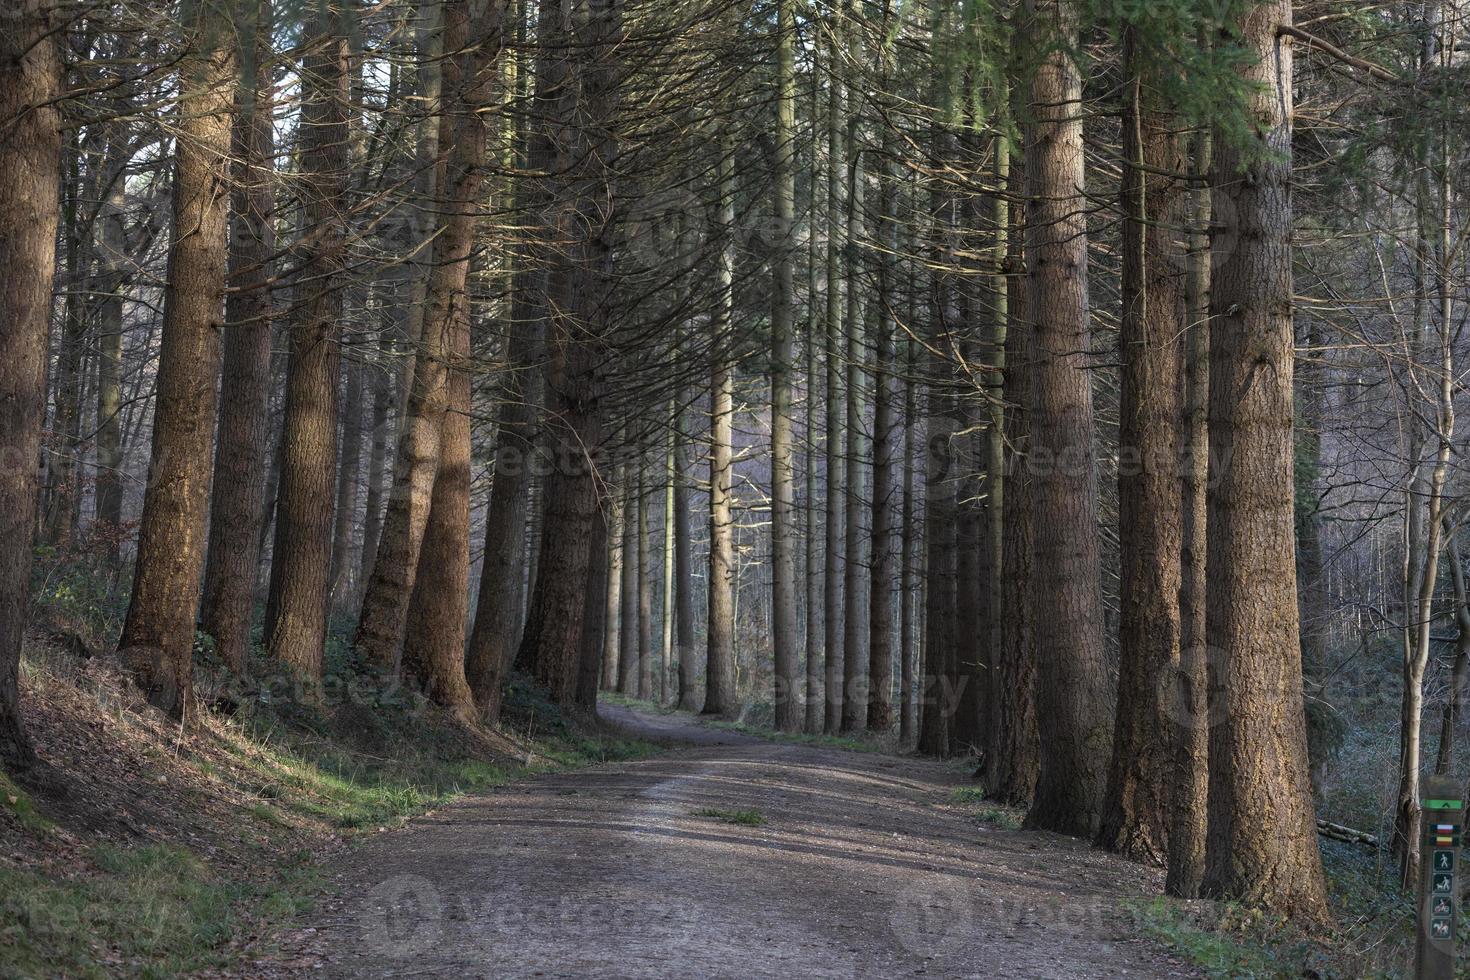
xmin=280 ymin=705 xmax=1195 ymax=978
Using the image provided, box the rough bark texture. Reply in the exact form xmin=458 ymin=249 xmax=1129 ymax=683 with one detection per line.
xmin=1098 ymin=31 xmax=1186 ymax=866
xmin=575 ymin=490 xmax=610 ymax=712
xmin=1021 ymin=0 xmax=1112 ymax=837
xmin=200 ymin=0 xmax=275 ymax=675
xmin=867 ymin=149 xmax=899 ymax=735
xmin=517 ymin=0 xmax=618 ymax=705
xmin=264 ymin=2 xmax=350 ymax=685
xmin=991 ymin=155 xmax=1038 ymax=802
xmin=465 ymin=312 xmax=539 ymax=719
xmin=1200 ymin=4 xmax=1330 ymax=922
xmin=1168 ymin=123 xmax=1211 ymax=899
xmin=0 ymin=0 xmax=62 ymax=771
xmin=120 ymin=8 xmax=235 ymax=719
xmin=356 ymin=0 xmax=503 ymax=673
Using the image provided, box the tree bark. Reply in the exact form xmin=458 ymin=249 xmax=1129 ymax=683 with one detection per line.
xmin=1200 ymin=2 xmax=1330 ymax=922
xmin=1098 ymin=26 xmax=1187 ymax=866
xmin=619 ymin=469 xmax=639 ymax=694
xmin=673 ymin=418 xmax=698 ymax=710
xmin=603 ymin=463 xmax=625 ymax=690
xmin=199 ymin=0 xmax=275 ymax=675
xmin=264 ymin=0 xmax=351 ymax=686
xmin=356 ymin=0 xmax=504 ymax=673
xmin=517 ymin=0 xmax=618 ymax=705
xmin=0 ymin=0 xmax=62 ymax=771
xmin=328 ymin=358 xmax=364 ymax=615
xmin=120 ymin=3 xmax=235 ymax=719
xmin=1021 ymin=0 xmax=1111 ymax=836
xmin=1168 ymin=121 xmax=1211 ymax=899
xmin=706 ymin=158 xmax=738 ymax=716
xmin=822 ymin=29 xmax=847 ymax=736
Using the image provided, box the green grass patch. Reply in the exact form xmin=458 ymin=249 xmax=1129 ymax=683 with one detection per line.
xmin=1128 ymin=898 xmax=1285 ymax=978
xmin=0 ymin=843 xmax=317 ymax=979
xmin=0 ymin=773 xmax=55 ymax=835
xmin=703 ymin=718 xmax=880 ymax=753
xmin=948 ymin=787 xmax=1024 ymax=830
xmin=692 ymin=806 xmax=766 ymax=826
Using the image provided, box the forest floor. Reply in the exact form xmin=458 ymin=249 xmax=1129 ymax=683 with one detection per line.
xmin=259 ymin=703 xmax=1200 ymax=979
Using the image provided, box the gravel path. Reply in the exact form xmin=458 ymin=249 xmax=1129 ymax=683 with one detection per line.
xmin=278 ymin=705 xmax=1196 ymax=978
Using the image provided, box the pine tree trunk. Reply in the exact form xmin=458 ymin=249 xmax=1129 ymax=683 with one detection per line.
xmin=95 ymin=128 xmax=127 ymax=562
xmin=822 ymin=31 xmax=847 ymax=735
xmin=356 ymin=0 xmax=503 ymax=672
xmin=673 ymin=420 xmax=698 ymax=710
xmin=517 ymin=0 xmax=618 ymax=704
xmin=604 ymin=463 xmax=625 ymax=690
xmin=199 ymin=0 xmax=275 ymax=675
xmin=637 ymin=457 xmax=655 ymax=700
xmin=706 ymin=163 xmax=738 ymax=716
xmin=1097 ymin=27 xmax=1186 ymax=866
xmin=0 ymin=0 xmax=62 ymax=771
xmin=328 ymin=358 xmax=364 ymax=615
xmin=357 ymin=361 xmax=391 ymax=606
xmin=619 ymin=470 xmax=639 ymax=694
xmin=1200 ymin=3 xmax=1329 ymax=922
xmin=120 ymin=4 xmax=235 ymax=719
xmin=575 ymin=488 xmax=610 ymax=711
xmin=840 ymin=142 xmax=869 ymax=735
xmin=1021 ymin=0 xmax=1111 ymax=836
xmin=899 ymin=335 xmax=921 ymax=744
xmin=769 ymin=0 xmax=801 ymax=731
xmin=1168 ymin=122 xmax=1211 ymax=899
xmin=264 ymin=0 xmax=351 ymax=685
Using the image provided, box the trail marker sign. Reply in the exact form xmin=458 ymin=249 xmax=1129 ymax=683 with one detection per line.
xmin=1418 ymin=775 xmax=1463 ymax=980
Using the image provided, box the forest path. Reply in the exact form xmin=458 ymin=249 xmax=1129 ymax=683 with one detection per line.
xmin=277 ymin=704 xmax=1195 ymax=978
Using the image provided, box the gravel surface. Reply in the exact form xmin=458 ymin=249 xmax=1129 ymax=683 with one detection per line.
xmin=275 ymin=704 xmax=1198 ymax=979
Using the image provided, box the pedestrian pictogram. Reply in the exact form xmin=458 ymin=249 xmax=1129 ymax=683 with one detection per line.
xmin=1436 ymin=851 xmax=1456 ymax=873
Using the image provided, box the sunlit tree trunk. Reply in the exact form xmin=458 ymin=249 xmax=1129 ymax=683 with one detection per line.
xmin=120 ymin=1 xmax=235 ymax=719
xmin=0 ymin=0 xmax=63 ymax=770
xmin=200 ymin=0 xmax=275 ymax=675
xmin=264 ymin=0 xmax=351 ymax=685
xmin=705 ymin=151 xmax=738 ymax=717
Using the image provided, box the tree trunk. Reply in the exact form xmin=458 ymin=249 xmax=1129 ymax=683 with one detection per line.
xmin=899 ymin=335 xmax=921 ymax=744
xmin=356 ymin=0 xmax=504 ymax=673
xmin=264 ymin=0 xmax=351 ymax=685
xmin=0 ymin=0 xmax=62 ymax=771
xmin=768 ymin=0 xmax=801 ymax=731
xmin=1200 ymin=3 xmax=1330 ymax=922
xmin=575 ymin=487 xmax=610 ymax=712
xmin=604 ymin=466 xmax=625 ymax=691
xmin=673 ymin=418 xmax=698 ymax=710
xmin=990 ymin=138 xmax=1038 ymax=801
xmin=517 ymin=0 xmax=618 ymax=705
xmin=840 ymin=115 xmax=869 ymax=736
xmin=95 ymin=125 xmax=127 ymax=562
xmin=619 ymin=469 xmax=639 ymax=694
xmin=637 ymin=456 xmax=655 ymax=700
xmin=357 ymin=360 xmax=391 ymax=606
xmin=1098 ymin=26 xmax=1186 ymax=866
xmin=1021 ymin=0 xmax=1111 ymax=837
xmin=1168 ymin=121 xmax=1211 ymax=899
xmin=120 ymin=4 xmax=235 ymax=719
xmin=706 ymin=157 xmax=738 ymax=716
xmin=199 ymin=0 xmax=275 ymax=675
xmin=328 ymin=358 xmax=364 ymax=615
xmin=822 ymin=29 xmax=847 ymax=736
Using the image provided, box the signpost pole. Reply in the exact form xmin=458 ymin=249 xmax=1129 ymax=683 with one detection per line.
xmin=1418 ymin=774 xmax=1462 ymax=979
